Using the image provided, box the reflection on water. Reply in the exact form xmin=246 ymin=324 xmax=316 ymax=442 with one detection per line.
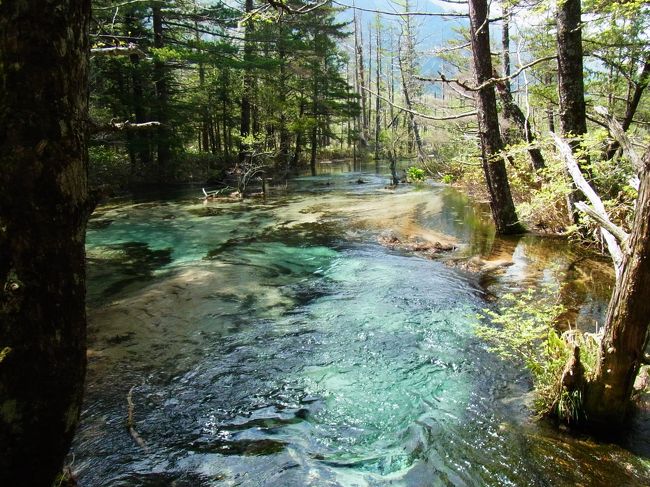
xmin=71 ymin=160 xmax=650 ymax=486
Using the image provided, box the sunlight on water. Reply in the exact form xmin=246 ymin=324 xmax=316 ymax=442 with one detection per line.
xmin=72 ymin=162 xmax=650 ymax=486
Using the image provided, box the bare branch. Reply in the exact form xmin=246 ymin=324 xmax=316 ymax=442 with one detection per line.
xmin=360 ymin=85 xmax=476 ymax=121
xmin=593 ymin=106 xmax=644 ymax=173
xmin=332 ymin=0 xmax=468 ymax=18
xmin=267 ymin=0 xmax=329 ymax=14
xmin=90 ymin=120 xmax=161 ymax=134
xmin=91 ymin=44 xmax=146 ymax=58
xmin=426 ymin=56 xmax=556 ymax=92
xmin=574 ymin=202 xmax=629 ymax=245
xmin=94 ymin=0 xmax=160 ymax=10
xmin=552 ymin=132 xmax=628 ymax=276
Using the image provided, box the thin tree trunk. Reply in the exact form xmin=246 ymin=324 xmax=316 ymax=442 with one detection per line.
xmin=495 ymin=81 xmax=546 ymax=170
xmin=0 ymin=1 xmax=91 ymax=484
xmin=468 ymin=0 xmax=522 ymax=234
xmin=354 ymin=9 xmax=368 ymax=145
xmin=310 ymin=126 xmax=318 ymax=176
xmin=584 ymin=146 xmax=650 ymax=426
xmin=153 ymin=5 xmax=171 ymax=180
xmin=398 ymin=41 xmax=425 ymax=162
xmin=375 ymin=19 xmax=382 ymax=160
xmin=240 ymin=0 xmax=254 ymax=159
xmin=292 ymin=101 xmax=306 ymax=170
xmin=605 ymin=58 xmax=650 ymax=159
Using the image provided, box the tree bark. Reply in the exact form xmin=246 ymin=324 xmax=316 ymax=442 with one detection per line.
xmin=468 ymin=0 xmax=523 ymax=234
xmin=584 ymin=146 xmax=650 ymax=427
xmin=0 ymin=1 xmax=91 ymax=484
xmin=556 ymin=0 xmax=587 ymax=141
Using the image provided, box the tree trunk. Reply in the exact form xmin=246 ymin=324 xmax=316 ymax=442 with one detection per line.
xmin=374 ymin=19 xmax=382 ymax=161
xmin=584 ymin=147 xmax=650 ymax=426
xmin=153 ymin=5 xmax=171 ymax=180
xmin=556 ymin=0 xmax=587 ymax=141
xmin=310 ymin=126 xmax=318 ymax=176
xmin=468 ymin=0 xmax=523 ymax=234
xmin=605 ymin=58 xmax=650 ymax=159
xmin=354 ymin=9 xmax=368 ymax=145
xmin=0 ymin=1 xmax=91 ymax=484
xmin=240 ymin=0 xmax=254 ymax=159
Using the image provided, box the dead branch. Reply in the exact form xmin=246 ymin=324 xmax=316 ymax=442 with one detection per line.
xmin=593 ymin=106 xmax=644 ymax=173
xmin=425 ymin=56 xmax=556 ymax=92
xmin=552 ymin=133 xmax=627 ymax=276
xmin=360 ymin=85 xmax=476 ymax=121
xmin=90 ymin=120 xmax=161 ymax=134
xmin=332 ymin=1 xmax=468 ymax=17
xmin=126 ymin=386 xmax=148 ymax=452
xmin=91 ymin=43 xmax=146 ymax=59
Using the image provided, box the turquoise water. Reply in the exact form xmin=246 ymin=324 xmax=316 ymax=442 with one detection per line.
xmin=71 ymin=162 xmax=650 ymax=486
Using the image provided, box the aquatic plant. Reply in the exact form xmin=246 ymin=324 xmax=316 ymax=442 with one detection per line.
xmin=407 ymin=166 xmax=426 ymax=183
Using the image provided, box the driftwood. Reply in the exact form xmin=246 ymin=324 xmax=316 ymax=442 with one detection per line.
xmin=126 ymin=385 xmax=148 ymax=452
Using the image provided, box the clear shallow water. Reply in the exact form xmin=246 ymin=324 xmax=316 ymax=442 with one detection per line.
xmin=71 ymin=162 xmax=650 ymax=486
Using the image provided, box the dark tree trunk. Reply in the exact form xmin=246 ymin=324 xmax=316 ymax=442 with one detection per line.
xmin=310 ymin=126 xmax=318 ymax=176
xmin=0 ymin=1 xmax=91 ymax=485
xmin=292 ymin=102 xmax=306 ymax=170
xmin=240 ymin=0 xmax=254 ymax=162
xmin=556 ymin=0 xmax=587 ymax=141
xmin=130 ymin=53 xmax=151 ymax=170
xmin=583 ymin=147 xmax=650 ymax=427
xmin=468 ymin=0 xmax=523 ymax=234
xmin=153 ymin=5 xmax=171 ymax=180
xmin=278 ymin=44 xmax=290 ymax=173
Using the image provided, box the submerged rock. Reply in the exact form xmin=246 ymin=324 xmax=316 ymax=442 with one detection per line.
xmin=378 ymin=230 xmax=456 ymax=259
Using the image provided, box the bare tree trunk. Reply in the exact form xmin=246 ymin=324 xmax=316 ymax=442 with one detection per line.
xmin=375 ymin=18 xmax=382 ymax=160
xmin=468 ymin=0 xmax=522 ymax=234
xmin=584 ymin=147 xmax=650 ymax=426
xmin=354 ymin=8 xmax=369 ymax=145
xmin=0 ymin=1 xmax=91 ymax=484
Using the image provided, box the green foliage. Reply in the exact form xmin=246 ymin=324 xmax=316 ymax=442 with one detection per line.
xmin=407 ymin=166 xmax=425 ymax=182
xmin=88 ymin=146 xmax=131 ymax=188
xmin=441 ymin=174 xmax=454 ymax=184
xmin=475 ymin=285 xmax=599 ymax=421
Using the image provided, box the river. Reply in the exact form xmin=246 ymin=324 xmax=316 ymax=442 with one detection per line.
xmin=69 ymin=160 xmax=650 ymax=486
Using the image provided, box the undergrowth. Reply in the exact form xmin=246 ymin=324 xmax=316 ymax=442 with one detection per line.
xmin=475 ymin=284 xmax=600 ymax=422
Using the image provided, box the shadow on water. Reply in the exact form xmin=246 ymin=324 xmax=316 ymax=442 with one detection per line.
xmin=72 ymin=159 xmax=650 ymax=486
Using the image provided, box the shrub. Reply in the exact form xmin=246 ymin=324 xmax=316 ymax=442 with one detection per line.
xmin=407 ymin=166 xmax=426 ymax=182
xmin=474 ymin=285 xmax=599 ymax=423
